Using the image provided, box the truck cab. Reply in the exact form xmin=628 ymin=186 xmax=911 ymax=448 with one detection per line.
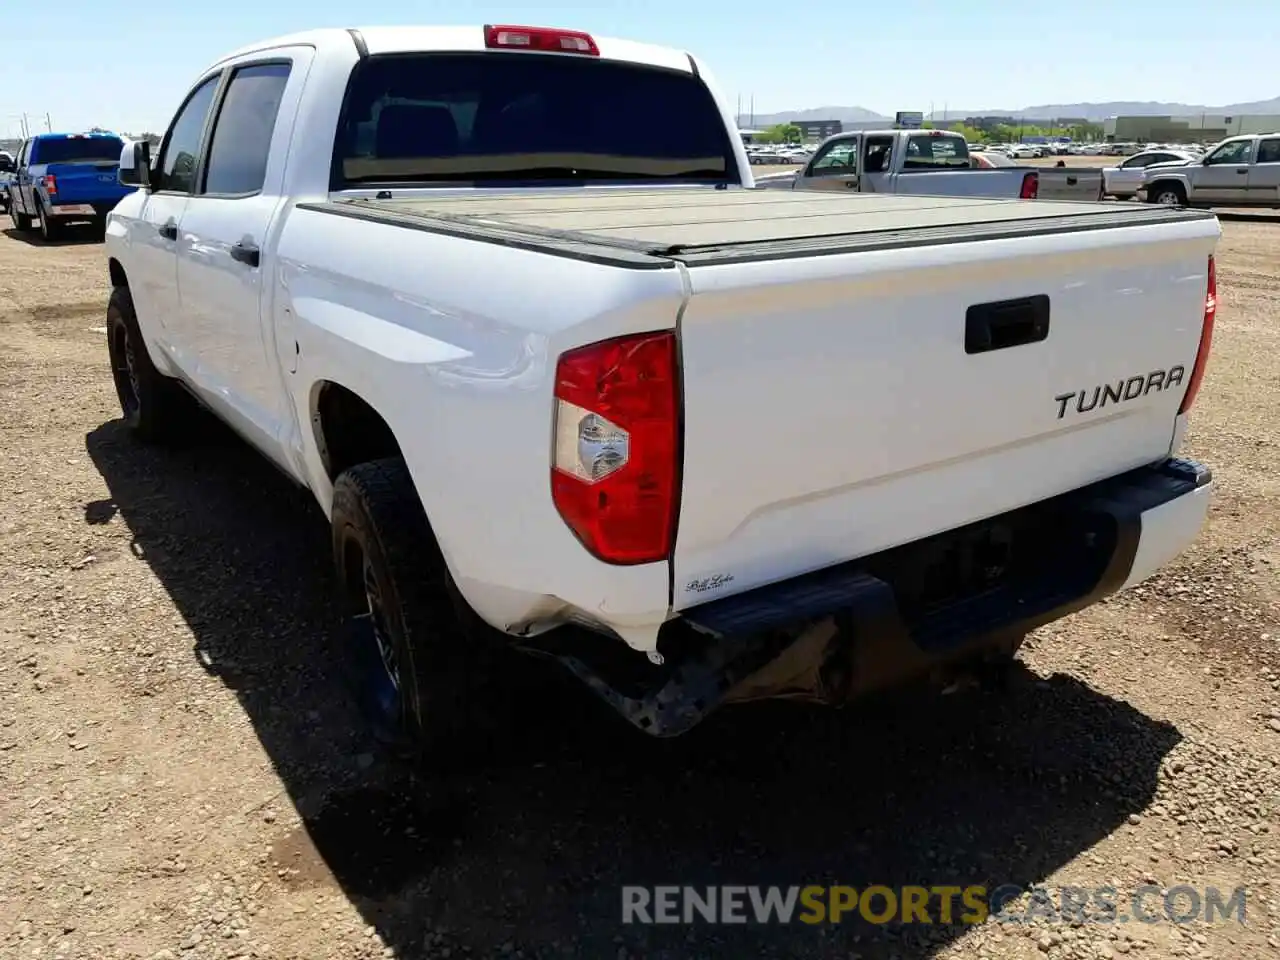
xmin=8 ymin=131 xmax=138 ymax=240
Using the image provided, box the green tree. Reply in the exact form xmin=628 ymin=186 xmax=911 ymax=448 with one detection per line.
xmin=758 ymin=122 xmax=802 ymax=144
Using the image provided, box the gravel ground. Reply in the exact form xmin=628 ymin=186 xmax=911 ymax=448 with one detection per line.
xmin=1 ymin=218 xmax=1278 ymax=960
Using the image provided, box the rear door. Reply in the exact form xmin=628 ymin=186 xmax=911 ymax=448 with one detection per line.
xmin=1247 ymin=137 xmax=1280 ymax=205
xmin=174 ymin=51 xmax=309 ymax=469
xmin=859 ymin=135 xmax=896 ymax=192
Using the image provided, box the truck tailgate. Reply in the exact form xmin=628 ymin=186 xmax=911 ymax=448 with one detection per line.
xmin=664 ymin=198 xmax=1219 ymax=609
xmin=43 ymin=162 xmax=126 ymax=204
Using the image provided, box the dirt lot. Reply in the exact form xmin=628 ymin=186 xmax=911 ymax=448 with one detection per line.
xmin=1 ymin=217 xmax=1278 ymax=960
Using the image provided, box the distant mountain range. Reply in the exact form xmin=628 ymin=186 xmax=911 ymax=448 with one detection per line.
xmin=739 ymin=96 xmax=1280 ymax=126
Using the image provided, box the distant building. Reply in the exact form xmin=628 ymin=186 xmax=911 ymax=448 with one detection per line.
xmin=963 ymin=116 xmax=1019 ymax=132
xmin=1104 ymin=114 xmax=1280 ymax=143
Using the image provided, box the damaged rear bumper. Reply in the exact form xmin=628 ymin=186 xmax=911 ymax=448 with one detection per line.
xmin=543 ymin=458 xmax=1212 ymax=738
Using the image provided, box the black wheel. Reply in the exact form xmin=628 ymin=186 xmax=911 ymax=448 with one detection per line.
xmin=105 ymin=285 xmax=198 ymax=442
xmin=10 ymin=201 xmax=33 ymax=232
xmin=332 ymin=458 xmax=513 ymax=765
xmin=37 ymin=202 xmax=62 ymax=242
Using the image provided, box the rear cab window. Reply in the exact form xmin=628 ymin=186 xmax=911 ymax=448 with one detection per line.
xmin=902 ymin=134 xmax=970 ymax=170
xmin=331 ymin=52 xmax=737 ymax=188
xmin=31 ymin=135 xmax=124 ymax=165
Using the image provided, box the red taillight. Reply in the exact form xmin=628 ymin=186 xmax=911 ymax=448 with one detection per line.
xmin=42 ymin=173 xmax=57 ymax=196
xmin=484 ymin=24 xmax=600 ymax=55
xmin=1179 ymin=255 xmax=1216 ymax=415
xmin=1019 ymin=171 xmax=1038 ymax=199
xmin=551 ymin=331 xmax=680 ymax=565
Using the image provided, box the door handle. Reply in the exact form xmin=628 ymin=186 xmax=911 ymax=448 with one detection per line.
xmin=230 ymin=241 xmax=260 ymax=268
xmin=1236 ymin=169 xmax=1248 ymax=174
xmin=158 ymin=220 xmax=177 ymax=241
xmin=965 ymin=295 xmax=1051 ymax=355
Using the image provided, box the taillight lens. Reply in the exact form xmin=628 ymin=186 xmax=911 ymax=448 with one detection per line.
xmin=1179 ymin=255 xmax=1216 ymax=415
xmin=551 ymin=331 xmax=680 ymax=565
xmin=1019 ymin=171 xmax=1038 ymax=199
xmin=42 ymin=173 xmax=57 ymax=196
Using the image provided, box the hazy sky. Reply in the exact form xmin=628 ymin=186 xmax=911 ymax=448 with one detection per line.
xmin=6 ymin=0 xmax=1277 ymax=135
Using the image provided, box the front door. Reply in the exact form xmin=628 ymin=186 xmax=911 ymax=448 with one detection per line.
xmin=1194 ymin=139 xmax=1254 ymax=204
xmin=124 ymin=72 xmax=223 ymax=368
xmin=794 ymin=135 xmax=861 ymax=192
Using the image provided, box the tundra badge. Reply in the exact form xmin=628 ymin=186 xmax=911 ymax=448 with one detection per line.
xmin=1055 ymin=366 xmax=1186 ymax=420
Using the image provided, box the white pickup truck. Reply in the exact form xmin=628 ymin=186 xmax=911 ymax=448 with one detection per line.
xmin=103 ymin=24 xmax=1220 ymax=756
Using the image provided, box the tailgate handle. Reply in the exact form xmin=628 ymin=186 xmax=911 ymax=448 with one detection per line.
xmin=1066 ymin=175 xmax=1078 ymax=185
xmin=965 ymin=295 xmax=1050 ymax=355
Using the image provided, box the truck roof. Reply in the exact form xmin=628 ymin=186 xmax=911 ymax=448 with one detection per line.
xmin=326 ymin=188 xmax=1216 ymax=266
xmin=213 ymin=25 xmax=693 ymax=74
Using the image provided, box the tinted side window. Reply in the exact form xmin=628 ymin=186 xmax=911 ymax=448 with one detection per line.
xmin=1205 ymin=140 xmax=1252 ymax=165
xmin=1258 ymin=139 xmax=1280 ymax=164
xmin=203 ymin=63 xmax=292 ymax=196
xmin=159 ymin=76 xmax=221 ymax=193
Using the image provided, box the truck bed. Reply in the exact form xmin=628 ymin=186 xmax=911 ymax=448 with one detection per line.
xmin=309 ymin=188 xmax=1215 ymax=266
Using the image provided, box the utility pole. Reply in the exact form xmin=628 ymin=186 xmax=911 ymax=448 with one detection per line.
xmin=45 ymin=113 xmax=52 ymax=132
xmin=22 ymin=113 xmax=30 ymax=138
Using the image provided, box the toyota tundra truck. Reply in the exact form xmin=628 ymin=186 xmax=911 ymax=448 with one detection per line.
xmin=102 ymin=25 xmax=1219 ymax=757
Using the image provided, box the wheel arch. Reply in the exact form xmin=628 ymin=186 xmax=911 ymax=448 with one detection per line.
xmin=309 ymin=379 xmax=404 ymax=483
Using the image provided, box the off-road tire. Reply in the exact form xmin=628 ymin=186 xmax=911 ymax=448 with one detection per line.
xmin=331 ymin=457 xmax=514 ymax=767
xmin=105 ymin=285 xmax=200 ymax=443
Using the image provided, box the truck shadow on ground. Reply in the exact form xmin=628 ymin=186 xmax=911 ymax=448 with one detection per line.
xmin=86 ymin=417 xmax=1182 ymax=960
xmin=2 ymin=224 xmax=101 ymax=246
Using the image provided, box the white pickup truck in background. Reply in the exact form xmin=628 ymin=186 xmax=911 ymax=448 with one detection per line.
xmin=103 ymin=24 xmax=1220 ymax=758
xmin=755 ymin=129 xmax=1106 ymax=202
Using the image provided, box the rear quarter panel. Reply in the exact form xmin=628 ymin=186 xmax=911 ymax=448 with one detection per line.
xmin=273 ymin=204 xmax=689 ymax=641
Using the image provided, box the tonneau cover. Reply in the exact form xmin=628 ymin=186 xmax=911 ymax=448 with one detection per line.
xmin=324 ymin=188 xmax=1215 ymax=262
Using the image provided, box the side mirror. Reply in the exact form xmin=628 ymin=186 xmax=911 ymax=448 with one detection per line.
xmin=1201 ymin=156 xmax=1212 ymax=165
xmin=119 ymin=140 xmax=152 ymax=188
xmin=0 ymin=158 xmax=12 ymax=174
